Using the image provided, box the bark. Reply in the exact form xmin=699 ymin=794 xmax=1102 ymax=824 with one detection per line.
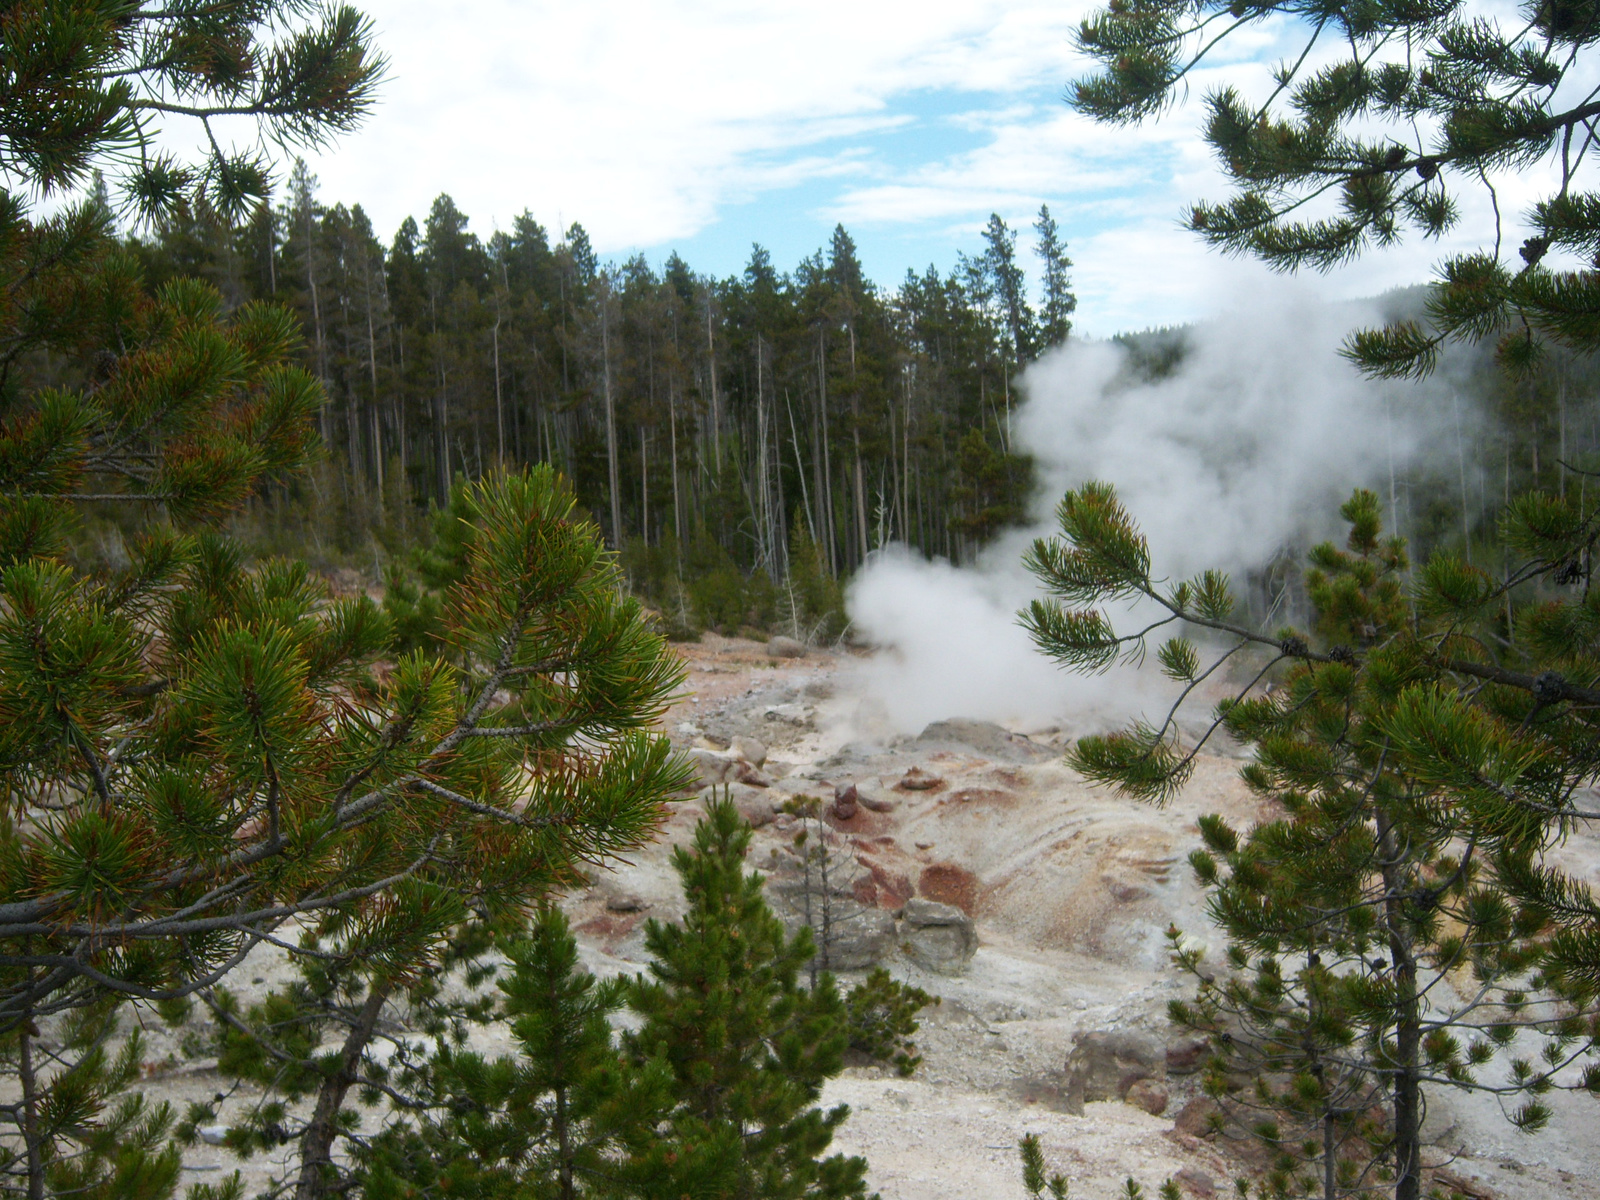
xmin=1375 ymin=811 xmax=1422 ymax=1200
xmin=294 ymin=982 xmax=391 ymax=1200
xmin=602 ymin=296 xmax=621 ymax=547
xmin=19 ymin=1019 xmax=43 ymax=1200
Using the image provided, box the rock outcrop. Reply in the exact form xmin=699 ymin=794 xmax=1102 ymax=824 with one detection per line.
xmin=899 ymin=898 xmax=978 ymax=974
xmin=1062 ymin=1029 xmax=1167 ymax=1115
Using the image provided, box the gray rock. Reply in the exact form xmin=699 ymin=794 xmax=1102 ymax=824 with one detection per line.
xmin=820 ymin=907 xmax=896 ymax=970
xmin=915 ymin=718 xmax=1047 ymax=763
xmin=767 ymin=635 xmax=808 ymax=658
xmin=725 ymin=784 xmax=777 ymax=828
xmin=731 ymin=735 xmax=767 ymax=767
xmin=899 ymin=898 xmax=978 ymax=974
xmin=762 ymin=702 xmax=814 ymax=727
xmin=197 ymin=1125 xmax=230 ymax=1147
xmin=686 ymin=747 xmax=732 ymax=788
xmin=857 ymin=780 xmax=896 ymax=812
xmin=1062 ymin=1029 xmax=1166 ymax=1115
xmin=767 ymin=882 xmax=895 ymax=970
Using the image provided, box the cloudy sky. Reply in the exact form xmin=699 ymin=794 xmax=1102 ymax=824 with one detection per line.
xmin=287 ymin=0 xmax=1543 ymax=335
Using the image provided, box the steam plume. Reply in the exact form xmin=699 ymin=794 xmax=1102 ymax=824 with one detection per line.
xmin=845 ymin=283 xmax=1463 ymax=734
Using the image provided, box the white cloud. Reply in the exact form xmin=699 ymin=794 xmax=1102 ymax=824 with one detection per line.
xmin=299 ymin=0 xmax=1094 ymax=247
xmin=250 ymin=0 xmax=1580 ymax=334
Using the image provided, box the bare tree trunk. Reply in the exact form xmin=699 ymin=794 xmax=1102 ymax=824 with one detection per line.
xmin=303 ymin=202 xmax=329 ymax=443
xmin=295 ymin=983 xmax=390 ymax=1200
xmin=817 ymin=331 xmax=835 ymax=576
xmin=705 ymin=294 xmax=721 ymax=472
xmin=364 ymin=267 xmax=383 ymax=508
xmin=492 ymin=311 xmax=505 ymax=467
xmin=670 ymin=384 xmax=683 ymax=545
xmin=602 ymin=296 xmax=622 ymax=547
xmin=19 ymin=1017 xmax=44 ymax=1200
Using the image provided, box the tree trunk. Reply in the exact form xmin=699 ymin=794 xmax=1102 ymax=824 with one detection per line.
xmin=493 ymin=311 xmax=505 ymax=467
xmin=602 ymin=297 xmax=622 ymax=547
xmin=705 ymin=295 xmax=721 ymax=472
xmin=1375 ymin=812 xmax=1422 ymax=1200
xmin=294 ymin=982 xmax=391 ymax=1200
xmin=19 ymin=1018 xmax=43 ymax=1200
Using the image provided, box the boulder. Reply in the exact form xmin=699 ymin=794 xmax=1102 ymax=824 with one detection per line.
xmin=762 ymin=702 xmax=814 ymax=727
xmin=820 ymin=906 xmax=896 ymax=970
xmin=899 ymin=898 xmax=978 ymax=974
xmin=857 ymin=780 xmax=896 ymax=812
xmin=1172 ymin=1168 xmax=1216 ymax=1198
xmin=728 ymin=785 xmax=777 ymax=828
xmin=731 ymin=735 xmax=767 ymax=767
xmin=1062 ymin=1030 xmax=1166 ymax=1115
xmin=767 ymin=881 xmax=895 ymax=971
xmin=915 ymin=719 xmax=1045 ymax=763
xmin=1172 ymin=1096 xmax=1224 ymax=1139
xmin=767 ymin=635 xmax=808 ymax=658
xmin=731 ymin=760 xmax=771 ymax=788
xmin=1165 ymin=1037 xmax=1210 ymax=1075
xmin=895 ymin=766 xmax=945 ymax=791
xmin=1125 ymin=1077 xmax=1169 ymax=1116
xmin=686 ymin=747 xmax=733 ymax=788
xmin=832 ymin=782 xmax=859 ymax=820
xmin=604 ymin=893 xmax=647 ymax=913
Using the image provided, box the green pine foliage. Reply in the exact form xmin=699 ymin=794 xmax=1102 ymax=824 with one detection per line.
xmin=350 ymin=905 xmax=664 ymax=1200
xmin=1016 ymin=1134 xmax=1180 ymax=1200
xmin=175 ymin=466 xmax=694 ymax=1198
xmin=1 ymin=0 xmax=382 ymax=222
xmin=302 ymin=800 xmax=877 ymax=1200
xmin=784 ymin=512 xmax=846 ymax=642
xmin=1070 ymin=0 xmax=1600 ymax=376
xmin=1023 ymin=485 xmax=1600 ymax=1200
xmin=0 ymin=1004 xmax=189 ymax=1200
xmin=950 ymin=428 xmax=1034 ymax=547
xmin=1019 ymin=1134 xmax=1068 ymax=1199
xmin=842 ymin=969 xmax=935 ymax=1079
xmin=621 ymin=795 xmax=874 ymax=1200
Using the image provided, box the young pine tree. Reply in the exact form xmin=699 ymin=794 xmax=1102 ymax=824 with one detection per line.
xmin=187 ymin=466 xmax=693 ymax=1200
xmin=621 ymin=797 xmax=874 ymax=1200
xmin=1022 ymin=484 xmax=1600 ymax=1200
xmin=352 ymin=904 xmax=667 ymax=1200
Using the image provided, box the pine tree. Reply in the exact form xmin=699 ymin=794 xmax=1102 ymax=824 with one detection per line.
xmin=980 ymin=214 xmax=1036 ymax=367
xmin=183 ymin=465 xmax=693 ymax=1199
xmin=1 ymin=0 xmax=382 ymax=222
xmin=0 ymin=1002 xmax=186 ymax=1200
xmin=620 ymin=796 xmax=874 ymax=1200
xmin=351 ymin=905 xmax=668 ymax=1200
xmin=1022 ymin=484 xmax=1600 ymax=1200
xmin=1033 ymin=205 xmax=1076 ymax=348
xmin=1071 ymin=0 xmax=1600 ymax=375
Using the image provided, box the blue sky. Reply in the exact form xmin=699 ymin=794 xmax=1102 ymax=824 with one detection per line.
xmin=287 ymin=0 xmax=1543 ymax=336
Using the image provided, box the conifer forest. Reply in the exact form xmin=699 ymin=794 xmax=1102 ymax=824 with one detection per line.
xmin=123 ymin=178 xmax=1069 ymax=636
xmin=17 ymin=1 xmax=1600 ymax=1199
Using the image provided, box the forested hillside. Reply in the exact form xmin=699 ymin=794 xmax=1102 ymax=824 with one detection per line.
xmin=118 ymin=169 xmax=1076 ymax=633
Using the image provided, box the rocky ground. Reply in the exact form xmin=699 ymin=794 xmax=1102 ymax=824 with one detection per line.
xmin=127 ymin=634 xmax=1600 ymax=1197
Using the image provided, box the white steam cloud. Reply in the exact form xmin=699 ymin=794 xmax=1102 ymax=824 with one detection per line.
xmin=845 ymin=282 xmax=1463 ymax=735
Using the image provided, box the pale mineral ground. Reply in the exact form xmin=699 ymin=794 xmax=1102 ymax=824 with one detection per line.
xmin=122 ymin=634 xmax=1600 ymax=1198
